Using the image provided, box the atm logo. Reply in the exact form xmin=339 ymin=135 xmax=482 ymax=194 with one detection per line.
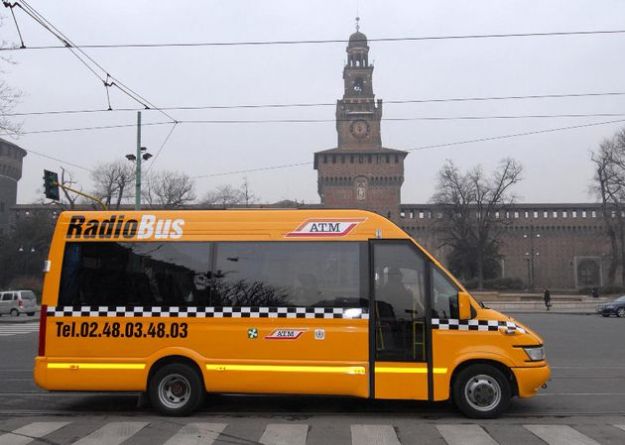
xmin=66 ymin=215 xmax=184 ymax=240
xmin=285 ymin=218 xmax=365 ymax=238
xmin=265 ymin=329 xmax=306 ymax=340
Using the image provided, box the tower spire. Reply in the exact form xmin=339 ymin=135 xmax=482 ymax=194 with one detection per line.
xmin=355 ymin=16 xmax=360 ymax=32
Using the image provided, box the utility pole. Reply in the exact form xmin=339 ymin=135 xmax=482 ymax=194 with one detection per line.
xmin=524 ymin=225 xmax=541 ymax=292
xmin=126 ymin=112 xmax=152 ymax=209
xmin=135 ymin=111 xmax=142 ymax=210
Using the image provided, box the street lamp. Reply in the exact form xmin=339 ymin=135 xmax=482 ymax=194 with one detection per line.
xmin=126 ymin=146 xmax=152 ymax=210
xmin=523 ymin=230 xmax=541 ymax=291
xmin=17 ymin=246 xmax=36 ymax=272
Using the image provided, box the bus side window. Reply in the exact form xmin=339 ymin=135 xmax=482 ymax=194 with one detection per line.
xmin=58 ymin=242 xmax=212 ymax=307
xmin=431 ymin=268 xmax=459 ymax=319
xmin=211 ymin=242 xmax=366 ymax=308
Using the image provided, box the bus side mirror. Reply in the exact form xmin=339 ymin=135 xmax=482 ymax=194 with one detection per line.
xmin=458 ymin=291 xmax=473 ymax=320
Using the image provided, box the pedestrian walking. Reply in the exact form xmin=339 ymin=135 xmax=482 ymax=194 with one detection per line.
xmin=591 ymin=287 xmax=599 ymax=299
xmin=543 ymin=289 xmax=551 ymax=311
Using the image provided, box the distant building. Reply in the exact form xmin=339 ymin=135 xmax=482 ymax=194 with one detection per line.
xmin=399 ymin=203 xmax=608 ymax=290
xmin=0 ymin=138 xmax=26 ymax=235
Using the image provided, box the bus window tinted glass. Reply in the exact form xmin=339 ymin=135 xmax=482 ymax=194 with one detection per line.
xmin=59 ymin=242 xmax=211 ymax=306
xmin=374 ymin=242 xmax=427 ymax=362
xmin=211 ymin=242 xmax=366 ymax=307
xmin=431 ymin=268 xmax=459 ymax=319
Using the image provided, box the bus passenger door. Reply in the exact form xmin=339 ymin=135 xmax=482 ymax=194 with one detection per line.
xmin=371 ymin=241 xmax=430 ymax=400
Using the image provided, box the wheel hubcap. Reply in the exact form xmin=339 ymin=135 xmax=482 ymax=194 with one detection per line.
xmin=464 ymin=374 xmax=502 ymax=412
xmin=158 ymin=373 xmax=191 ymax=409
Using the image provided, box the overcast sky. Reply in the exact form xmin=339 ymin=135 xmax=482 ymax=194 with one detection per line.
xmin=2 ymin=0 xmax=625 ymax=205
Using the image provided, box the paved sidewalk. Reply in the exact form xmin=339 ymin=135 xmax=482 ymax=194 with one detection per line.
xmin=481 ymin=294 xmax=608 ymax=315
xmin=484 ymin=302 xmax=600 ymax=314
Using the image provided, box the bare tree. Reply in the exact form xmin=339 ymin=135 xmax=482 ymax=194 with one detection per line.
xmin=202 ymin=180 xmax=261 ymax=208
xmin=431 ymin=158 xmax=523 ymax=289
xmin=90 ymin=161 xmax=135 ymax=209
xmin=591 ymin=128 xmax=625 ymax=286
xmin=58 ymin=167 xmax=81 ymax=209
xmin=240 ymin=177 xmax=257 ymax=207
xmin=0 ymin=79 xmax=21 ymax=135
xmin=1 ymin=20 xmax=22 ymax=135
xmin=143 ymin=170 xmax=196 ymax=208
xmin=202 ymin=184 xmax=244 ymax=207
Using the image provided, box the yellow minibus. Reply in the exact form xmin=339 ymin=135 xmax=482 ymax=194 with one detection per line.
xmin=34 ymin=209 xmax=550 ymax=418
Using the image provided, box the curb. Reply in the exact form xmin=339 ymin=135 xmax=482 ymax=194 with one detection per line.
xmin=504 ymin=311 xmax=597 ymax=315
xmin=0 ymin=317 xmax=40 ymax=324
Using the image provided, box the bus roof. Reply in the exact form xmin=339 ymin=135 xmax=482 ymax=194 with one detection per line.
xmin=55 ymin=208 xmax=411 ymax=242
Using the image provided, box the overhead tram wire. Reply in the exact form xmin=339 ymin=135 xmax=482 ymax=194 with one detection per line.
xmin=3 ymin=28 xmax=625 ymax=51
xmin=181 ymin=113 xmax=625 ymax=124
xmin=10 ymin=113 xmax=625 ymax=135
xmin=144 ymin=122 xmax=179 ymax=174
xmin=25 ymin=148 xmax=93 ymax=172
xmin=1 ymin=121 xmax=172 ymax=135
xmin=7 ymin=90 xmax=625 ymax=118
xmin=193 ymin=162 xmax=314 ymax=179
xmin=3 ymin=2 xmax=26 ymax=48
xmin=10 ymin=0 xmax=178 ymax=124
xmin=190 ymin=117 xmax=625 ymax=179
xmin=407 ymin=118 xmax=625 ymax=152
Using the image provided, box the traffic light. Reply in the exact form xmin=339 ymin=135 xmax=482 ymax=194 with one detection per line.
xmin=43 ymin=170 xmax=60 ymax=201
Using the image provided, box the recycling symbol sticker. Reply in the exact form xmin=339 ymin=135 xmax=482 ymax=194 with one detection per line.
xmin=247 ymin=328 xmax=258 ymax=339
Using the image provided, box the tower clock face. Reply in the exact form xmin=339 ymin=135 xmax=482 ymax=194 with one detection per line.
xmin=350 ymin=120 xmax=370 ymax=139
xmin=352 ymin=78 xmax=364 ymax=93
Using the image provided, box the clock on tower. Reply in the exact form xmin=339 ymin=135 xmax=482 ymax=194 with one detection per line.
xmin=334 ymin=21 xmax=382 ymax=149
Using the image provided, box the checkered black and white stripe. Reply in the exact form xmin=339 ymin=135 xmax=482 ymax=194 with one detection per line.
xmin=46 ymin=306 xmax=370 ymax=320
xmin=432 ymin=318 xmax=526 ymax=333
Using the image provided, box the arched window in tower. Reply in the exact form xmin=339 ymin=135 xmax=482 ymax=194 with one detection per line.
xmin=352 ymin=78 xmax=364 ymax=94
xmin=354 ymin=177 xmax=368 ymax=201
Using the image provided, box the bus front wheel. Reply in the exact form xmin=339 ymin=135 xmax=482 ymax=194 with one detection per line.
xmin=452 ymin=364 xmax=511 ymax=419
xmin=148 ymin=363 xmax=204 ymax=416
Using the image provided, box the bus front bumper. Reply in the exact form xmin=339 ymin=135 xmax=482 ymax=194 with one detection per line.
xmin=512 ymin=364 xmax=551 ymax=398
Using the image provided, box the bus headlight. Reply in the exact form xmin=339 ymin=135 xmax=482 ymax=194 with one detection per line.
xmin=523 ymin=346 xmax=545 ymax=361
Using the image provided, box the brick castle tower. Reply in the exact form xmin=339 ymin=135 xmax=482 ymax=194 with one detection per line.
xmin=0 ymin=138 xmax=26 ymax=235
xmin=314 ymin=20 xmax=407 ymax=220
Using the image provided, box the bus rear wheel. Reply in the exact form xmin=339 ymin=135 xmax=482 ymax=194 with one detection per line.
xmin=452 ymin=364 xmax=511 ymax=419
xmin=148 ymin=363 xmax=204 ymax=416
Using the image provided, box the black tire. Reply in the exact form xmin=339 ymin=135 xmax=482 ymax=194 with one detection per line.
xmin=10 ymin=309 xmax=19 ymax=317
xmin=148 ymin=363 xmax=204 ymax=416
xmin=617 ymin=308 xmax=625 ymax=318
xmin=452 ymin=364 xmax=512 ymax=419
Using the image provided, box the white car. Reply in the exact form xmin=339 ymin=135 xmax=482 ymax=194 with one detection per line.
xmin=0 ymin=290 xmax=38 ymax=316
